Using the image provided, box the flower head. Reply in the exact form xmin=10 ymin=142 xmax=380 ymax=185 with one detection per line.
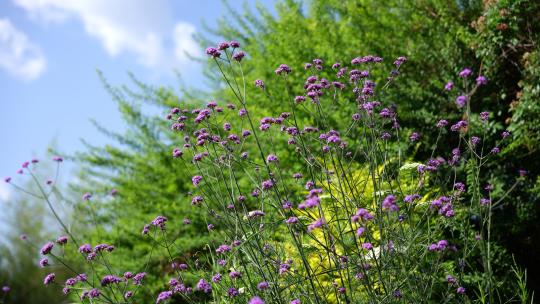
xmin=459 ymin=68 xmax=472 ymax=78
xmin=205 ymin=47 xmax=221 ymax=58
xmin=44 ymin=273 xmax=55 ymax=285
xmin=40 ymin=242 xmax=54 ymax=255
xmin=249 ymin=296 xmax=265 ymax=304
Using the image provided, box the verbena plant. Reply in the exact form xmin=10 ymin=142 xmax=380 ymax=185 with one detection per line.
xmin=3 ymin=41 xmax=532 ymax=304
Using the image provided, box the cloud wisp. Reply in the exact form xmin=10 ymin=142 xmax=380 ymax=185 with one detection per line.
xmin=0 ymin=18 xmax=46 ymax=81
xmin=13 ymin=0 xmax=201 ymax=71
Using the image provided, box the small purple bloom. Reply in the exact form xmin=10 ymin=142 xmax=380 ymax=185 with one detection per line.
xmin=156 ymin=291 xmax=173 ymax=303
xmin=257 ymin=281 xmax=270 ymax=291
xmin=459 ymin=68 xmax=472 ymax=78
xmin=254 ymin=79 xmax=265 ymax=89
xmin=44 ymin=273 xmax=55 ymax=285
xmin=133 ymin=272 xmax=146 ymax=285
xmin=205 ymin=47 xmax=221 ymax=58
xmin=40 ymin=242 xmax=54 ymax=255
xmin=455 ymin=95 xmax=467 ymax=108
xmin=192 ymin=175 xmax=202 ymax=186
xmin=362 ymin=242 xmax=373 ymax=250
xmin=437 ymin=119 xmax=448 ymax=128
xmin=249 ymin=296 xmax=265 ymax=304
xmin=476 ymin=75 xmax=487 ymax=86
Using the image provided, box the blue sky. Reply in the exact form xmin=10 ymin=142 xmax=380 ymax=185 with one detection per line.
xmin=0 ymin=0 xmax=277 ymax=202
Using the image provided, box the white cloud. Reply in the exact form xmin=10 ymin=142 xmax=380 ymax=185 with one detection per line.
xmin=0 ymin=18 xmax=46 ymax=81
xmin=0 ymin=182 xmax=12 ymax=202
xmin=13 ymin=0 xmax=201 ymax=70
xmin=173 ymin=22 xmax=199 ymax=66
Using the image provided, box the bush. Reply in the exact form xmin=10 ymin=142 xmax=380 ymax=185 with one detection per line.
xmin=5 ymin=41 xmax=531 ymax=303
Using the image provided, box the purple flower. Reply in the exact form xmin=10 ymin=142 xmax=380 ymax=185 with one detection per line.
xmin=362 ymin=242 xmax=373 ymax=250
xmin=216 ymin=244 xmax=232 ymax=255
xmin=133 ymin=272 xmax=146 ymax=285
xmin=295 ymin=96 xmax=306 ymax=103
xmin=459 ymin=68 xmax=472 ymax=78
xmin=43 ymin=273 xmax=55 ymax=285
xmin=454 ymin=182 xmax=465 ymax=192
xmin=151 ymin=215 xmax=168 ymax=230
xmin=436 ymin=119 xmax=448 ymax=128
xmin=476 ymin=75 xmax=487 ymax=86
xmin=257 ymin=281 xmax=270 ymax=291
xmin=351 ymin=208 xmax=374 ymax=222
xmin=64 ymin=278 xmax=77 ymax=287
xmin=228 ymin=287 xmax=239 ymax=297
xmin=262 ymin=179 xmax=274 ymax=190
xmin=191 ymin=196 xmax=203 ymax=205
xmin=290 ymin=299 xmax=301 ymax=304
xmin=307 ymin=218 xmax=325 ymax=232
xmin=2 ymin=286 xmax=10 ymax=293
xmin=100 ymin=275 xmax=122 ymax=286
xmin=444 ymin=81 xmax=454 ymax=91
xmin=254 ymin=79 xmax=265 ymax=89
xmin=502 ymin=130 xmax=510 ymax=138
xmin=480 ymin=111 xmax=489 ymax=121
xmin=211 ymin=273 xmax=222 ymax=283
xmin=205 ymin=47 xmax=221 ymax=58
xmin=192 ymin=175 xmax=202 ymax=186
xmin=285 ymin=217 xmax=298 ymax=225
xmin=77 ymin=273 xmax=87 ymax=282
xmin=233 ymin=51 xmax=246 ymax=62
xmin=404 ymin=194 xmax=421 ymax=203
xmin=156 ymin=291 xmax=173 ymax=303
xmin=248 ymin=210 xmax=265 ymax=218
xmin=455 ymin=95 xmax=467 ymax=108
xmin=428 ymin=240 xmax=449 ymax=251
xmin=142 ymin=224 xmax=150 ymax=235
xmin=275 ymin=64 xmax=292 ymax=75
xmin=89 ymin=288 xmax=101 ymax=298
xmin=393 ymin=56 xmax=407 ymax=67
xmin=4 ymin=177 xmax=11 ymax=183
xmin=249 ymin=296 xmax=265 ymax=304
xmin=39 ymin=258 xmax=49 ymax=267
xmin=229 ymin=270 xmax=242 ymax=279
xmin=230 ymin=40 xmax=240 ymax=48
xmin=266 ymin=154 xmax=278 ymax=163
xmin=457 ymin=286 xmax=466 ymax=294
xmin=450 ymin=120 xmax=468 ymax=132
xmin=217 ymin=42 xmax=230 ymax=50
xmin=56 ymin=235 xmax=68 ymax=245
xmin=40 ymin=242 xmax=54 ymax=255
xmin=409 ymin=132 xmax=420 ymax=142
xmin=172 ymin=148 xmax=183 ymax=158
xmin=382 ymin=194 xmax=399 ymax=212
